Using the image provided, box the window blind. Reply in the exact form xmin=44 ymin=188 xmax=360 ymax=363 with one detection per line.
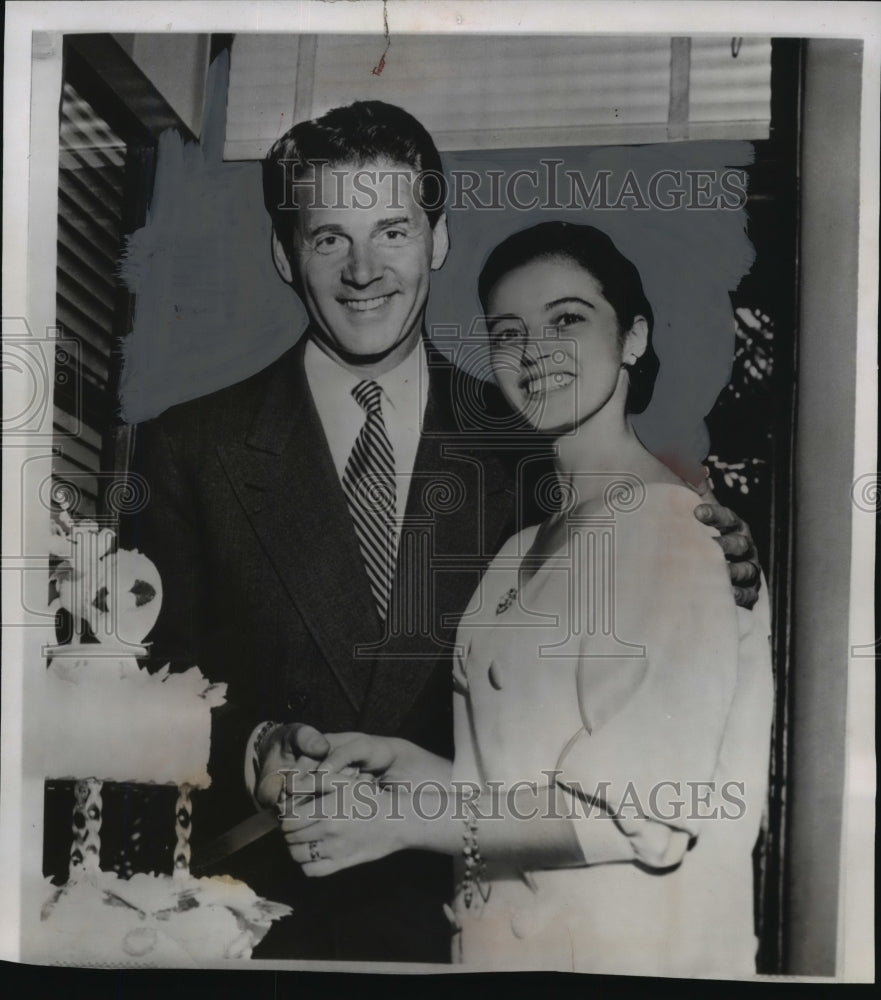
xmin=54 ymin=83 xmax=127 ymax=515
xmin=224 ymin=33 xmax=771 ymax=160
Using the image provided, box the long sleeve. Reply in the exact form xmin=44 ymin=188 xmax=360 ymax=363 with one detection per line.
xmin=451 ymin=655 xmax=478 ymax=784
xmin=127 ymin=419 xmax=203 ymax=667
xmin=448 ymin=487 xmax=772 ymax=974
xmin=127 ymin=419 xmax=257 ymax=830
xmin=555 ymin=486 xmax=747 ymax=838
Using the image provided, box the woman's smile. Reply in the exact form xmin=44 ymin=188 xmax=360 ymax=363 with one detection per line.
xmin=519 ymin=369 xmax=577 ymax=396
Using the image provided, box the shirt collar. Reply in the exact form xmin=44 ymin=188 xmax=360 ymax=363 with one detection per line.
xmin=304 ymin=334 xmax=428 ymax=425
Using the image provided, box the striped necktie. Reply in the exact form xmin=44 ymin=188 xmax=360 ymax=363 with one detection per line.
xmin=342 ymin=380 xmax=397 ymax=621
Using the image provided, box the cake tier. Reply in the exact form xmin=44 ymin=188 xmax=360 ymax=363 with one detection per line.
xmin=38 ymin=871 xmax=292 ymax=965
xmin=40 ymin=651 xmax=226 ymax=787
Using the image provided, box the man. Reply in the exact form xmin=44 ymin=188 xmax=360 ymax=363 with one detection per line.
xmin=131 ymin=101 xmax=759 ymax=962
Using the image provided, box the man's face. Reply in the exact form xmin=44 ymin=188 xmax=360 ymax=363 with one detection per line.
xmin=282 ymin=159 xmax=449 ymax=368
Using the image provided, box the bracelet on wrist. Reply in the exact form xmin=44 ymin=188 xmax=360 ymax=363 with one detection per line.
xmin=461 ymin=812 xmax=490 ymax=908
xmin=253 ymin=720 xmax=280 ymax=767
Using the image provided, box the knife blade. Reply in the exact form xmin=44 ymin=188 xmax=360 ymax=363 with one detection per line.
xmin=190 ymin=767 xmax=362 ymax=876
xmin=189 ymin=808 xmax=279 ymax=876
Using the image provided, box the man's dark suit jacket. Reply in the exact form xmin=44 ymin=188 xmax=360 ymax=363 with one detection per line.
xmin=127 ymin=336 xmax=552 ymax=963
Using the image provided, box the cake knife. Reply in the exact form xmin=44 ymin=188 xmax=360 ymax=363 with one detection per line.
xmin=190 ymin=767 xmax=362 ymax=875
xmin=189 ymin=808 xmax=279 ymax=876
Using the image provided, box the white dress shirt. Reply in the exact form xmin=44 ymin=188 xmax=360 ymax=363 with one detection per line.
xmin=303 ymin=336 xmax=428 ymax=529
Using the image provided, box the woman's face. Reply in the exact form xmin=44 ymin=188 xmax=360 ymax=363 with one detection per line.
xmin=486 ymin=255 xmax=647 ymax=434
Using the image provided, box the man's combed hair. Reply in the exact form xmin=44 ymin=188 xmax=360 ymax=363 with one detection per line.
xmin=478 ymin=222 xmax=661 ymax=415
xmin=263 ymin=100 xmax=448 ymax=255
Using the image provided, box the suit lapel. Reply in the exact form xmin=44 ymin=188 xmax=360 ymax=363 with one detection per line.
xmin=358 ymin=350 xmax=516 ymax=735
xmin=216 ymin=344 xmax=380 ymax=713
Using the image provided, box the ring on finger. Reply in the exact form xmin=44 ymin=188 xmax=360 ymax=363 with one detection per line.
xmin=309 ymin=841 xmax=321 ymax=862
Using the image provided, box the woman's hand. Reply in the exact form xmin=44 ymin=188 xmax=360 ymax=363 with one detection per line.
xmin=320 ymin=732 xmax=452 ymax=788
xmin=320 ymin=733 xmax=398 ymax=783
xmin=278 ymin=736 xmax=454 ymax=876
xmin=280 ymin=776 xmax=412 ymax=876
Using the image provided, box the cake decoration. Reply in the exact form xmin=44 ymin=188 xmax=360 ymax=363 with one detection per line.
xmin=38 ymin=510 xmax=291 ymax=964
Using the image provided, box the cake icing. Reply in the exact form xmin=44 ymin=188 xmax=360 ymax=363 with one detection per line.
xmin=38 ymin=872 xmax=291 ymax=965
xmin=39 ymin=513 xmax=292 ymax=963
xmin=40 ymin=655 xmax=226 ymax=787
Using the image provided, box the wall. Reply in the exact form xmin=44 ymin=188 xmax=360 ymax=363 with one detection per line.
xmin=114 ymin=33 xmax=210 ymax=135
xmin=787 ymin=37 xmax=864 ymax=976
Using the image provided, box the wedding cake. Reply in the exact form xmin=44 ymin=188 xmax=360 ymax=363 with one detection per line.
xmin=36 ymin=513 xmax=290 ymax=965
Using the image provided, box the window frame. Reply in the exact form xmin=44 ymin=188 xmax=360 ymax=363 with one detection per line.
xmin=56 ymin=34 xmax=196 ymax=511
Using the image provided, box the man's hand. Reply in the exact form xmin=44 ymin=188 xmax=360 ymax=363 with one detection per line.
xmin=693 ymin=503 xmax=761 ymax=609
xmin=254 ymin=722 xmax=331 ymax=810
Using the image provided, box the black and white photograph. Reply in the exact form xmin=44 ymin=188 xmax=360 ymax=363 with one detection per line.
xmin=1 ymin=0 xmax=876 ymax=982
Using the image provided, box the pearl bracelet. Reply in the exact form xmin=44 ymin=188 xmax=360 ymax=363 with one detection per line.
xmin=461 ymin=813 xmax=489 ymax=907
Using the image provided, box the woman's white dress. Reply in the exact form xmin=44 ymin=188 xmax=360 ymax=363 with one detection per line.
xmin=450 ymin=483 xmax=774 ymax=977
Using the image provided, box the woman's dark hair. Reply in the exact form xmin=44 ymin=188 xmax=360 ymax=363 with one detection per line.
xmin=478 ymin=222 xmax=660 ymax=414
xmin=263 ymin=100 xmax=447 ymax=258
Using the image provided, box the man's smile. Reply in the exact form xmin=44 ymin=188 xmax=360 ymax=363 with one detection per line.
xmin=338 ymin=292 xmax=398 ymax=312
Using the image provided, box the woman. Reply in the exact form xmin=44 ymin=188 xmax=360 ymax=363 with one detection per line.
xmin=281 ymin=222 xmax=774 ymax=977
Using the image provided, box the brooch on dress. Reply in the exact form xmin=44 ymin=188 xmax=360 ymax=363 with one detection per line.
xmin=496 ymin=587 xmax=518 ymax=615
